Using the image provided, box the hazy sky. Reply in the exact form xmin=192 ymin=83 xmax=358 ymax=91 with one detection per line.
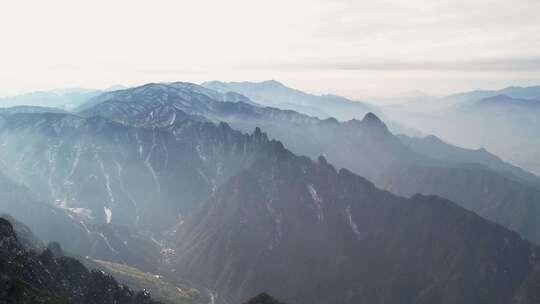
xmin=1 ymin=0 xmax=540 ymax=103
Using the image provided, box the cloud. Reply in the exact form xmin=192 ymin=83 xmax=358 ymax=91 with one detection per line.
xmin=0 ymin=0 xmax=539 ymax=98
xmin=255 ymin=57 xmax=540 ymax=72
xmin=305 ymin=0 xmax=540 ymax=64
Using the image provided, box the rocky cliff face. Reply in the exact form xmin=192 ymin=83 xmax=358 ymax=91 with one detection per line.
xmin=0 ymin=217 xmax=160 ymax=304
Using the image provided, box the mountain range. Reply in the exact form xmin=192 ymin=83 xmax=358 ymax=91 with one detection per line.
xmin=0 ymin=88 xmax=106 ymax=110
xmin=202 ymin=80 xmax=373 ymax=121
xmin=384 ymin=85 xmax=540 ymax=175
xmin=66 ymin=82 xmax=540 ymax=245
xmin=0 ymin=81 xmax=539 ymax=303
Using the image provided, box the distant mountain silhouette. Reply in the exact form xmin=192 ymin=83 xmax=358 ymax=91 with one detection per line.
xmin=0 ymin=88 xmax=103 ymax=110
xmin=385 ymin=85 xmax=540 ymax=175
xmin=202 ymin=80 xmax=373 ymax=121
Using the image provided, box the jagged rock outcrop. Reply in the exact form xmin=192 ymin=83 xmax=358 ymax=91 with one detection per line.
xmin=0 ymin=217 xmax=160 ymax=304
xmin=173 ymin=143 xmax=540 ymax=304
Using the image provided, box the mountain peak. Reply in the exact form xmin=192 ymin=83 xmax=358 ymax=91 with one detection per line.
xmin=477 ymin=94 xmax=530 ymax=105
xmin=317 ymin=155 xmax=328 ymax=165
xmin=261 ymin=80 xmax=285 ymax=88
xmin=354 ymin=112 xmax=389 ymax=132
xmin=253 ymin=126 xmax=266 ymax=139
xmin=362 ymin=112 xmax=382 ymax=123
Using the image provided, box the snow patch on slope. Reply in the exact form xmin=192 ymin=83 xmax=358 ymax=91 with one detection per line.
xmin=104 ymin=206 xmax=112 ymax=224
xmin=265 ymin=198 xmax=283 ymax=250
xmin=346 ymin=205 xmax=361 ymax=240
xmin=307 ymin=183 xmax=324 ymax=221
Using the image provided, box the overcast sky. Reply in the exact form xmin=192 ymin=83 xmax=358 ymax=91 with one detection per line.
xmin=1 ymin=0 xmax=540 ymax=103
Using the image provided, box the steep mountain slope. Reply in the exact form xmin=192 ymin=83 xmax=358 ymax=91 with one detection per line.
xmin=0 ymin=107 xmax=303 ymax=275
xmin=0 ymin=217 xmax=160 ymax=304
xmin=0 ymin=106 xmax=311 ymax=280
xmin=173 ymin=145 xmax=540 ymax=304
xmin=0 ymin=169 xmax=166 ymax=273
xmin=0 ymin=214 xmax=45 ymax=251
xmin=0 ymin=112 xmax=275 ymax=233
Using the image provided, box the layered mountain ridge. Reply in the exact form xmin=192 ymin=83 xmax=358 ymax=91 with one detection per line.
xmin=385 ymin=85 xmax=540 ymax=175
xmin=73 ymin=82 xmax=540 ymax=245
xmin=202 ymin=80 xmax=373 ymax=121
